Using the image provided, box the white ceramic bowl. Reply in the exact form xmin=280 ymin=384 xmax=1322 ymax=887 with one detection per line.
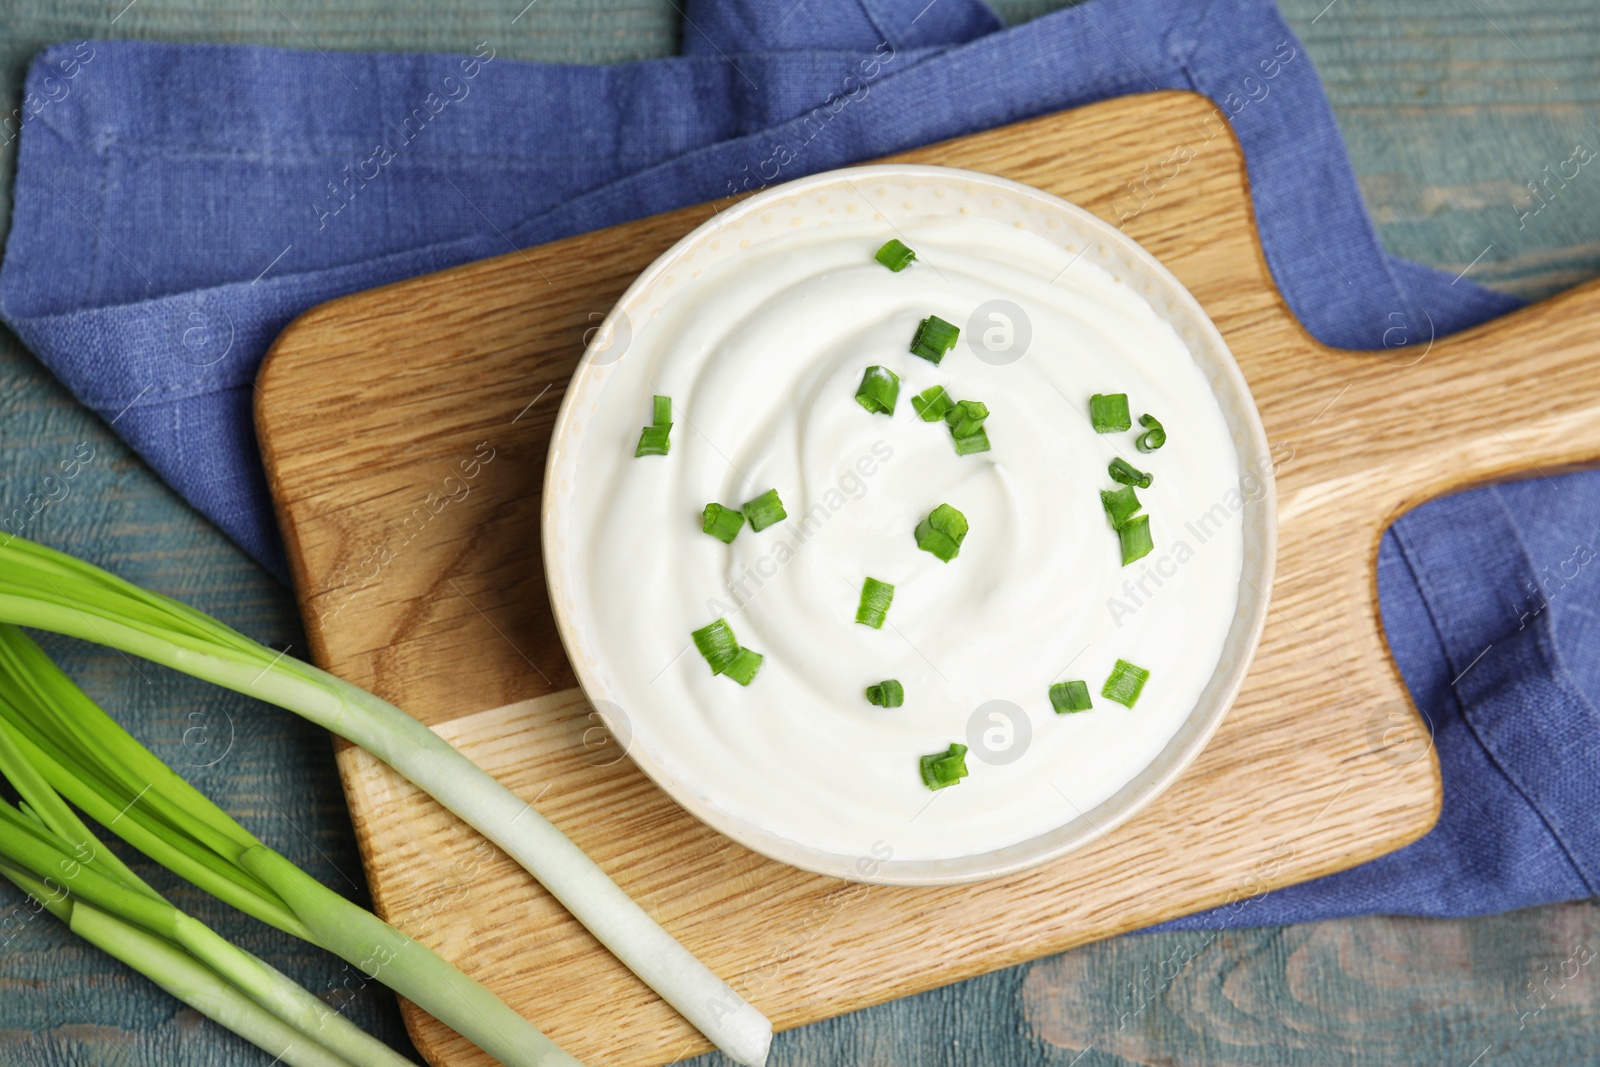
xmin=543 ymin=164 xmax=1277 ymax=886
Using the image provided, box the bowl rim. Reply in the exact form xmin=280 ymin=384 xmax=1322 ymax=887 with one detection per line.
xmin=542 ymin=162 xmax=1278 ymax=886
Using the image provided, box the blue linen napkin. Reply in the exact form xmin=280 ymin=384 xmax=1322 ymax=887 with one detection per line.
xmin=3 ymin=0 xmax=1595 ymax=927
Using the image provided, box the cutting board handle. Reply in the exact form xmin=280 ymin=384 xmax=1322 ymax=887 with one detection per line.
xmin=1276 ymin=279 xmax=1600 ymax=525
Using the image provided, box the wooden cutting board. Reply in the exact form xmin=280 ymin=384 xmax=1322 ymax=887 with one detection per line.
xmin=255 ymin=90 xmax=1600 ymax=1066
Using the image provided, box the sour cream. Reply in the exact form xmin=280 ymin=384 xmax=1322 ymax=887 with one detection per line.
xmin=565 ymin=214 xmax=1243 ymax=862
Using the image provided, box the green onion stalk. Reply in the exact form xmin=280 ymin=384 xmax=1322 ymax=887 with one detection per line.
xmin=0 ymin=863 xmax=352 ymax=1067
xmin=0 ymin=623 xmax=576 ymax=1067
xmin=0 ymin=678 xmax=412 ymax=1067
xmin=0 ymin=535 xmax=771 ymax=1066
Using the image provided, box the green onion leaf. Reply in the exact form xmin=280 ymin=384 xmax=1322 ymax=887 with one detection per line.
xmin=1090 ymin=393 xmax=1131 ymax=433
xmin=1108 ymin=457 xmax=1152 ymax=488
xmin=722 ymin=648 xmax=764 ymax=686
xmin=914 ymin=503 xmax=969 ymax=562
xmin=742 ymin=488 xmax=788 ymax=532
xmin=865 ymin=680 xmax=905 ymax=707
xmin=691 ymin=618 xmax=741 ymax=675
xmin=855 ymin=578 xmax=895 ymax=629
xmin=875 ymin=239 xmax=917 ymax=271
xmin=1118 ymin=514 xmax=1154 ymax=566
xmin=855 ymin=366 xmax=900 ymax=416
xmin=910 ymin=385 xmax=955 ymax=422
xmin=1102 ymin=659 xmax=1150 ymax=708
xmin=1049 ymin=680 xmax=1093 ymax=714
xmin=635 ymin=424 xmax=671 ymax=457
xmin=918 ymin=743 xmax=970 ymax=790
xmin=909 ymin=315 xmax=960 ymax=365
xmin=652 ymin=395 xmax=673 ymax=427
xmin=1136 ymin=413 xmax=1166 ymax=452
xmin=701 ymin=503 xmax=745 ymax=544
xmin=1100 ymin=486 xmax=1142 ymax=530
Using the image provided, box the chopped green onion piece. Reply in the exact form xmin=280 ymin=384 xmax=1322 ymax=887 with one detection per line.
xmin=722 ymin=647 xmax=764 ymax=686
xmin=1108 ymin=457 xmax=1152 ymax=489
xmin=919 ymin=743 xmax=970 ymax=790
xmin=1049 ymin=680 xmax=1093 ymax=714
xmin=855 ymin=577 xmax=895 ymax=629
xmin=1102 ymin=659 xmax=1150 ymax=708
xmin=865 ymin=680 xmax=905 ymax=707
xmin=742 ymin=488 xmax=787 ymax=532
xmin=691 ymin=618 xmax=763 ymax=685
xmin=1090 ymin=393 xmax=1131 ymax=433
xmin=944 ymin=400 xmax=989 ymax=439
xmin=914 ymin=503 xmax=969 ymax=562
xmin=909 ymin=315 xmax=960 ymax=365
xmin=855 ymin=366 xmax=900 ymax=416
xmin=951 ymin=428 xmax=991 ymax=456
xmin=917 ymin=531 xmax=960 ymax=560
xmin=634 ymin=424 xmax=671 ymax=457
xmin=911 ymin=385 xmax=955 ymax=422
xmin=701 ymin=503 xmax=745 ymax=544
xmin=1100 ymin=486 xmax=1142 ymax=529
xmin=946 ymin=397 xmax=991 ymax=455
xmin=691 ymin=618 xmax=741 ymax=675
xmin=634 ymin=395 xmax=674 ymax=456
xmin=875 ymin=239 xmax=917 ymax=271
xmin=1118 ymin=514 xmax=1153 ymax=566
xmin=1136 ymin=413 xmax=1167 ymax=452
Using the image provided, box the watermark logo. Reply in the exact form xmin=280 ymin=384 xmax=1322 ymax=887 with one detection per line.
xmin=721 ymin=42 xmax=896 ymax=203
xmin=1513 ymin=529 xmax=1597 ymax=631
xmin=1514 ymin=138 xmax=1597 ymax=231
xmin=966 ymin=699 xmax=1032 ymax=766
xmin=1376 ymin=308 xmax=1434 ymax=369
xmin=702 ymin=837 xmax=893 ymax=1025
xmin=581 ymin=699 xmax=632 ymax=768
xmin=1364 ymin=699 xmax=1433 ymax=768
xmin=965 ymin=299 xmax=1031 ymax=366
xmin=704 ymin=441 xmax=894 ymax=617
xmin=179 ymin=706 xmax=235 ymax=769
xmin=309 ymin=44 xmax=495 ymax=232
xmin=584 ymin=308 xmax=632 ymax=367
xmin=1 ymin=442 xmax=96 ymax=546
xmin=177 ymin=307 xmax=235 ymax=368
xmin=1109 ymin=40 xmax=1295 ymax=227
xmin=1105 ymin=442 xmax=1292 ymax=628
xmin=1 ymin=42 xmax=95 ymax=157
xmin=318 ymin=441 xmax=497 ymax=624
xmin=1518 ymin=935 xmax=1600 ymax=1030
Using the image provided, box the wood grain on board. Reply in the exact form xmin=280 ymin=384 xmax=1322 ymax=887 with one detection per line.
xmin=255 ymin=90 xmax=1600 ymax=1066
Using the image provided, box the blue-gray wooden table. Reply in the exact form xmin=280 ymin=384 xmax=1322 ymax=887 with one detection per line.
xmin=1 ymin=2 xmax=1596 ymax=1063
